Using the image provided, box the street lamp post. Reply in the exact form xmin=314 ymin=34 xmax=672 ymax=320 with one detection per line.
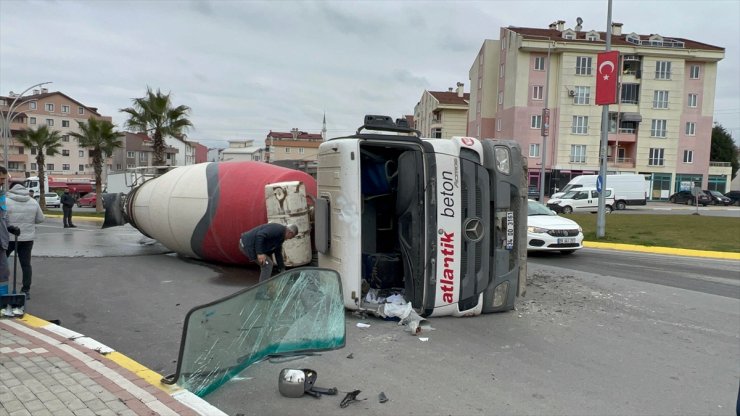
xmin=539 ymin=39 xmax=552 ymax=203
xmin=1 ymin=82 xmax=52 ymax=189
xmin=596 ymin=0 xmax=613 ymax=238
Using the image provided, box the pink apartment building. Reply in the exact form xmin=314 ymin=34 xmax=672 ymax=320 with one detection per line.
xmin=468 ymin=21 xmax=728 ymax=199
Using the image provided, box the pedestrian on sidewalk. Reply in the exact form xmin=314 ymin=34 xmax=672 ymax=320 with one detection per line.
xmin=239 ymin=223 xmax=298 ymax=282
xmin=6 ymin=184 xmax=45 ymax=300
xmin=0 ymin=167 xmax=10 ymax=297
xmin=61 ymin=189 xmax=76 ymax=228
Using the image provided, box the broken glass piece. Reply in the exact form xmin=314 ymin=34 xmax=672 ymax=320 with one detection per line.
xmin=163 ymin=268 xmax=345 ymax=396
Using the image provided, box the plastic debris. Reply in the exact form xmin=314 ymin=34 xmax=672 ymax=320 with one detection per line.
xmin=340 ymin=390 xmax=363 ymax=408
xmin=419 ymin=337 xmax=429 ymax=342
xmin=378 ymin=392 xmax=389 ymax=403
xmin=356 ymin=323 xmax=371 ymax=328
xmin=346 ymin=353 xmax=354 ymax=359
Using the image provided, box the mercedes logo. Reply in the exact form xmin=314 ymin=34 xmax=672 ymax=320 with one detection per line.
xmin=463 ymin=217 xmax=484 ymax=242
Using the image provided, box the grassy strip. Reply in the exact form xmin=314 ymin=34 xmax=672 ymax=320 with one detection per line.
xmin=565 ymin=213 xmax=740 ymax=253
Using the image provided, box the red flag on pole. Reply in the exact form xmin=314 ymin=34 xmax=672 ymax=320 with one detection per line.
xmin=595 ymin=51 xmax=619 ymax=105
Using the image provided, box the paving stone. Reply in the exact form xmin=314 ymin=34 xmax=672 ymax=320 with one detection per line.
xmin=72 ymin=409 xmax=96 ymax=416
xmin=21 ymin=399 xmax=44 ymax=412
xmin=75 ymin=390 xmax=97 ymax=402
xmin=2 ymin=400 xmax=23 ymax=412
xmin=42 ymin=398 xmax=67 ymax=413
xmin=83 ymin=398 xmax=108 ymax=412
xmin=8 ymin=409 xmax=32 ymax=416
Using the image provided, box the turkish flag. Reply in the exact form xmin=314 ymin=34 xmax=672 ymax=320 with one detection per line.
xmin=595 ymin=51 xmax=619 ymax=105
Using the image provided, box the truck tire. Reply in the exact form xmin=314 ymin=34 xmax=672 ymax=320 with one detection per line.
xmin=615 ymin=201 xmax=626 ymax=210
xmin=605 ymin=205 xmax=613 ymax=213
xmin=562 ymin=206 xmax=573 ymax=214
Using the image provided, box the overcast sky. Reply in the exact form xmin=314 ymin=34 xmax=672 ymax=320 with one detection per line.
xmin=1 ymin=0 xmax=738 ymax=148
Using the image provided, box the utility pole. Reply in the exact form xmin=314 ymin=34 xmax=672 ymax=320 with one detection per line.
xmin=539 ymin=39 xmax=552 ymax=203
xmin=596 ymin=0 xmax=613 ymax=238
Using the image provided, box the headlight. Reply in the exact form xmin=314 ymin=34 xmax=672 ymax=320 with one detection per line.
xmin=578 ymin=226 xmax=583 ymax=232
xmin=527 ymin=226 xmax=549 ymax=233
xmin=494 ymin=146 xmax=510 ymax=175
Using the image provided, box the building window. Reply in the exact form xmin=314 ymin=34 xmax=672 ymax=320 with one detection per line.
xmin=62 ymin=120 xmax=70 ymax=127
xmin=139 ymin=152 xmax=147 ymax=161
xmin=576 ymin=56 xmax=592 ymax=75
xmin=532 ymin=85 xmax=543 ymax=100
xmin=563 ymin=32 xmax=575 ymax=40
xmin=534 ymin=56 xmax=545 ymax=71
xmin=285 ymin=147 xmax=290 ymax=153
xmin=685 ymin=122 xmax=696 ymax=136
xmin=78 ymin=107 xmax=85 ymax=115
xmin=531 ymin=115 xmax=542 ymax=129
xmin=45 ymin=103 xmax=54 ymax=112
xmin=127 ymin=164 xmax=135 ymax=169
xmin=46 ymin=119 xmax=54 ymax=126
xmin=570 ymin=145 xmax=586 ymax=163
xmin=653 ymin=90 xmax=669 ymax=109
xmin=62 ymin=105 xmax=70 ymax=113
xmin=621 ymin=84 xmax=640 ymax=104
xmin=299 ymin=148 xmax=305 ymax=154
xmin=688 ymin=93 xmax=698 ymax=108
xmin=29 ymin=102 xmax=37 ymax=110
xmin=574 ymin=86 xmax=591 ymax=105
xmin=62 ymin=149 xmax=70 ymax=156
xmin=30 ymin=117 xmax=36 ymax=125
xmin=127 ymin=151 xmax=135 ymax=158
xmin=116 ymin=164 xmax=122 ymax=170
xmin=79 ymin=164 xmax=84 ymax=171
xmin=31 ymin=147 xmax=36 ymax=155
xmin=496 ymin=119 xmax=502 ymax=132
xmin=572 ymin=116 xmax=589 ymax=134
xmin=529 ymin=143 xmax=540 ymax=157
xmin=78 ymin=150 xmax=84 ymax=157
xmin=689 ymin=65 xmax=700 ymax=79
xmin=432 ymin=128 xmax=442 ymax=138
xmin=498 ymin=91 xmax=503 ymax=105
xmin=62 ymin=135 xmax=69 ymax=142
xmin=17 ymin=146 xmax=23 ymax=155
xmin=649 ymin=148 xmax=665 ymax=166
xmin=587 ymin=33 xmax=600 ymax=41
xmin=655 ymin=61 xmax=671 ymax=79
xmin=47 ymin=164 xmax=54 ymax=171
xmin=683 ymin=150 xmax=694 ymax=163
xmin=62 ymin=164 xmax=70 ymax=171
xmin=31 ymin=163 xmax=37 ymax=170
xmin=499 ymin=64 xmax=505 ymax=78
xmin=650 ymin=119 xmax=667 ymax=137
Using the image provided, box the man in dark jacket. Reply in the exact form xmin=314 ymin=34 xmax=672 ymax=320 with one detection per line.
xmin=239 ymin=223 xmax=298 ymax=282
xmin=60 ymin=190 xmax=76 ymax=228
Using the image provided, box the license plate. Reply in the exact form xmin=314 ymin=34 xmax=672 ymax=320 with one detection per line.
xmin=558 ymin=237 xmax=576 ymax=244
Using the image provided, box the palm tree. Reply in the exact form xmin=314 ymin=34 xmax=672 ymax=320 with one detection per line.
xmin=69 ymin=119 xmax=123 ymax=212
xmin=16 ymin=125 xmax=63 ymax=209
xmin=120 ymin=87 xmax=192 ymax=166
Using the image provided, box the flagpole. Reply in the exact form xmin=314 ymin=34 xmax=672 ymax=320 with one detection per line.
xmin=597 ymin=0 xmax=613 ymax=238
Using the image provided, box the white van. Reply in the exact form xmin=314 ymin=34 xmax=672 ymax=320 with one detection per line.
xmin=547 ymin=187 xmax=615 ymax=214
xmin=552 ymin=174 xmax=647 ymax=210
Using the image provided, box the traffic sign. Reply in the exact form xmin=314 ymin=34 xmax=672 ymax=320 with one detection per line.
xmin=596 ymin=175 xmax=603 ymax=193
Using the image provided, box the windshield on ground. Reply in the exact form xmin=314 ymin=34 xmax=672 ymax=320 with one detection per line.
xmin=164 ymin=268 xmax=346 ymax=397
xmin=528 ymin=200 xmax=555 ymax=216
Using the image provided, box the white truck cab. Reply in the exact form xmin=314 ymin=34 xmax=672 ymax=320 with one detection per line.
xmin=315 ymin=115 xmax=526 ymax=318
xmin=547 ymin=187 xmax=615 ymax=214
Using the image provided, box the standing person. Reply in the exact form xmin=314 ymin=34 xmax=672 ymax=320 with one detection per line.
xmin=239 ymin=223 xmax=298 ymax=282
xmin=60 ymin=189 xmax=76 ymax=228
xmin=0 ymin=167 xmax=10 ymax=299
xmin=6 ymin=184 xmax=45 ymax=300
xmin=28 ymin=189 xmax=35 ymax=200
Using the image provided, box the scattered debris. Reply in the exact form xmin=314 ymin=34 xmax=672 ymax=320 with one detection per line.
xmin=378 ymin=392 xmax=389 ymax=403
xmin=419 ymin=337 xmax=429 ymax=342
xmin=340 ymin=390 xmax=363 ymax=408
xmin=356 ymin=323 xmax=371 ymax=328
xmin=346 ymin=353 xmax=354 ymax=359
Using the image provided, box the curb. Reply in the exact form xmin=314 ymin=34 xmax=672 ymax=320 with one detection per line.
xmin=43 ymin=213 xmax=104 ymax=223
xmin=17 ymin=313 xmax=227 ymax=416
xmin=583 ymin=241 xmax=740 ymax=260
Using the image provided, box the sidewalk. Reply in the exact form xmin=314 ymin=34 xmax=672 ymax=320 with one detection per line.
xmin=0 ymin=315 xmax=226 ymax=416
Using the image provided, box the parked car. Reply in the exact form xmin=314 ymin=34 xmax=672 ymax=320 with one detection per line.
xmin=77 ymin=192 xmax=97 ymax=208
xmin=546 ymin=187 xmax=614 ymax=214
xmin=725 ymin=190 xmax=740 ymax=206
xmin=703 ymin=190 xmax=732 ymax=206
xmin=528 ymin=185 xmax=540 ymax=201
xmin=527 ymin=199 xmax=584 ymax=255
xmin=668 ymin=190 xmax=710 ymax=206
xmin=44 ymin=192 xmax=61 ymax=208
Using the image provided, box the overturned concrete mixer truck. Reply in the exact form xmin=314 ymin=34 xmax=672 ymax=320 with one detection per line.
xmin=103 ymin=115 xmax=527 ymax=317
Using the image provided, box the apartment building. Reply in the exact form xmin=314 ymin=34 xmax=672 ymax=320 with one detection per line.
xmin=265 ymin=128 xmax=323 ymax=164
xmin=108 ymin=132 xmax=178 ymax=172
xmin=413 ymin=83 xmax=470 ymax=138
xmin=468 ymin=20 xmax=728 ymax=199
xmin=0 ymin=88 xmax=112 ymax=181
xmin=219 ymin=139 xmax=265 ymax=162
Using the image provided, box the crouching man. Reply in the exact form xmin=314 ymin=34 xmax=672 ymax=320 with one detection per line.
xmin=239 ymin=223 xmax=298 ymax=282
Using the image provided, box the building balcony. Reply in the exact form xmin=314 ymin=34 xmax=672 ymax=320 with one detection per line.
xmin=607 ymin=156 xmax=635 ymax=169
xmin=608 ymin=129 xmax=638 ymax=143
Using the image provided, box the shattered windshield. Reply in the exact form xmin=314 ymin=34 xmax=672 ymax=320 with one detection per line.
xmin=163 ymin=268 xmax=345 ymax=397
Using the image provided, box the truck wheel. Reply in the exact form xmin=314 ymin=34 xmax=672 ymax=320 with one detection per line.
xmin=616 ymin=201 xmax=626 ymax=210
xmin=685 ymin=198 xmax=692 ymax=205
xmin=562 ymin=206 xmax=573 ymax=214
xmin=605 ymin=205 xmax=613 ymax=213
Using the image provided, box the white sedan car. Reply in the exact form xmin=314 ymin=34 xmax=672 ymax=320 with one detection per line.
xmin=527 ymin=199 xmax=584 ymax=255
xmin=44 ymin=192 xmax=61 ymax=208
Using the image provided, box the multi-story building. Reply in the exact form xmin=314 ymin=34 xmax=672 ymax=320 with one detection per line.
xmin=413 ymin=83 xmax=470 ymax=138
xmin=108 ymin=132 xmax=178 ymax=172
xmin=468 ymin=20 xmax=728 ymax=199
xmin=0 ymin=88 xmax=113 ymax=181
xmin=265 ymin=128 xmax=323 ymax=164
xmin=219 ymin=139 xmax=265 ymax=162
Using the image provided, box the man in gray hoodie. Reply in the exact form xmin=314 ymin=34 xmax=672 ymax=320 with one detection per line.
xmin=7 ymin=184 xmax=45 ymax=299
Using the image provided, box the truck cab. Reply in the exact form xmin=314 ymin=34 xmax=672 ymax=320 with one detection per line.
xmin=315 ymin=115 xmax=525 ymax=317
